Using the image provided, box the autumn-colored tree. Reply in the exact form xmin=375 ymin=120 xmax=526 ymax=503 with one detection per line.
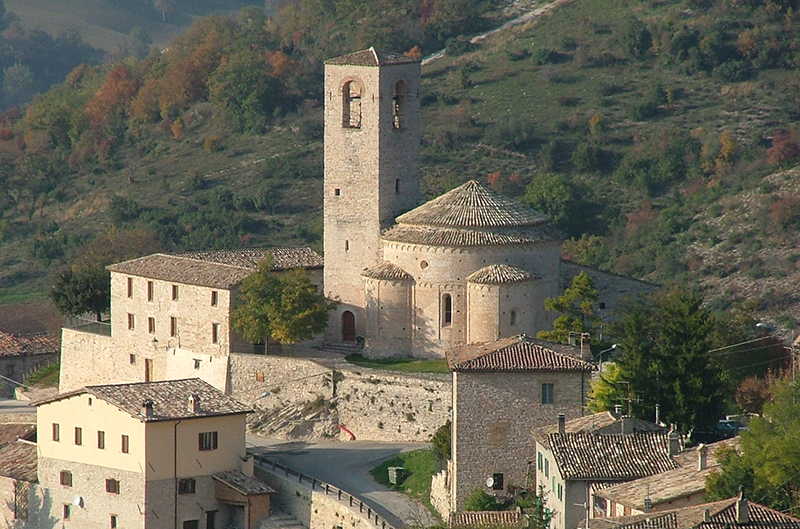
xmin=85 ymin=65 xmax=141 ymax=131
xmin=767 ymin=129 xmax=800 ymax=165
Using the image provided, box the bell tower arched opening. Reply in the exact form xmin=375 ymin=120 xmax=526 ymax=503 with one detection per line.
xmin=342 ymin=80 xmax=363 ymax=129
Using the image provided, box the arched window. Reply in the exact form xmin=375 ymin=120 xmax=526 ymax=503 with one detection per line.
xmin=443 ymin=294 xmax=452 ymax=326
xmin=342 ymin=80 xmax=362 ymax=128
xmin=510 ymin=310 xmax=517 ymax=326
xmin=392 ymin=80 xmax=409 ymax=130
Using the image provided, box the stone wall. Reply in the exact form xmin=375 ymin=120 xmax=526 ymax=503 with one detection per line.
xmin=229 ymin=354 xmax=451 ymax=442
xmin=59 ymin=328 xmax=116 ymax=392
xmin=430 ymin=459 xmax=453 ymax=518
xmin=255 ymin=462 xmax=394 ymax=529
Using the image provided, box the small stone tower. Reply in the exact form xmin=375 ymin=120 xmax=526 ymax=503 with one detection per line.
xmin=323 ymin=48 xmax=421 ymax=342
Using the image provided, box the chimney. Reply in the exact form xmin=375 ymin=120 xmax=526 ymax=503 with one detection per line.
xmin=703 ymin=509 xmax=711 ymax=522
xmin=622 ymin=416 xmax=633 ymax=435
xmin=668 ymin=426 xmax=680 ymax=456
xmin=736 ymin=490 xmax=749 ymax=524
xmin=643 ymin=497 xmax=652 ymax=513
xmin=143 ymin=399 xmax=154 ymax=418
xmin=654 ymin=404 xmax=660 ymax=425
xmin=188 ymin=394 xmax=201 ymax=414
xmin=614 ymin=404 xmax=623 ymax=416
xmin=557 ymin=413 xmax=566 ymax=434
xmin=240 ymin=454 xmax=254 ymax=477
xmin=698 ymin=444 xmax=708 ymax=470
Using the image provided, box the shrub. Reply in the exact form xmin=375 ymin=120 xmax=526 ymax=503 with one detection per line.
xmin=766 ymin=130 xmax=800 ymax=166
xmin=486 ymin=116 xmax=537 ymax=152
xmin=109 ymin=196 xmax=143 ymax=224
xmin=203 ymin=135 xmax=221 ymax=152
xmin=770 ymin=194 xmax=800 ymax=231
xmin=431 ymin=420 xmax=451 ymax=461
xmin=464 ymin=488 xmax=502 ymax=511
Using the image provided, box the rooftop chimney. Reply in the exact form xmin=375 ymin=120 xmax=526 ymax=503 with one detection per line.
xmin=143 ymin=399 xmax=154 ymax=418
xmin=698 ymin=444 xmax=708 ymax=471
xmin=188 ymin=394 xmax=201 ymax=414
xmin=557 ymin=413 xmax=566 ymax=434
xmin=622 ymin=416 xmax=633 ymax=435
xmin=703 ymin=509 xmax=711 ymax=522
xmin=668 ymin=426 xmax=680 ymax=456
xmin=643 ymin=497 xmax=652 ymax=513
xmin=655 ymin=404 xmax=661 ymax=426
xmin=736 ymin=490 xmax=749 ymax=524
xmin=614 ymin=404 xmax=623 ymax=416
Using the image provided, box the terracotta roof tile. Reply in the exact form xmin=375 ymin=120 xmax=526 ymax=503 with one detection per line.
xmin=701 ymin=498 xmax=800 ymax=528
xmin=361 ymin=261 xmax=413 ymax=281
xmin=549 ymin=431 xmax=677 ymax=480
xmin=108 ymin=247 xmax=322 ymax=289
xmin=449 ymin=511 xmax=523 ymax=528
xmin=533 ymin=413 xmax=664 ymax=450
xmin=448 ymin=335 xmax=595 ymax=372
xmin=213 ymin=470 xmax=275 ymax=495
xmin=595 ymin=465 xmax=716 ymax=509
xmin=37 ymin=379 xmax=250 ymax=422
xmin=0 ymin=440 xmax=37 ymax=482
xmin=382 ymin=225 xmax=562 ymax=247
xmin=0 ymin=332 xmax=57 ymax=357
xmin=396 ymin=180 xmax=550 ymax=229
xmin=325 ymin=47 xmax=420 ymax=66
xmin=466 ymin=264 xmax=536 ymax=284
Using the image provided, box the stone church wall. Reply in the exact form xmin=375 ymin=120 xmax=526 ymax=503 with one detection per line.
xmin=228 ymin=354 xmax=450 ymax=442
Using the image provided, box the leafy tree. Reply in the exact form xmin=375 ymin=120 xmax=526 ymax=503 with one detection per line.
xmin=431 ymin=420 xmax=451 ymax=461
xmin=526 ymin=485 xmax=556 ymax=529
xmin=587 ymin=362 xmax=627 ymax=413
xmin=522 ymin=173 xmax=605 ymax=238
xmin=706 ymin=381 xmax=800 ymax=516
xmin=231 ymin=260 xmax=281 ymax=345
xmin=51 ymin=264 xmax=109 ymax=321
xmin=537 ymin=271 xmax=599 ymax=344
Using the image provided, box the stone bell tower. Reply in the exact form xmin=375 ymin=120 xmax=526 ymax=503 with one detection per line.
xmin=323 ymin=48 xmax=421 ymax=342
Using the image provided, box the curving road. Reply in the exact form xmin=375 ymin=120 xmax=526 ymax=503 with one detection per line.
xmin=246 ymin=436 xmax=437 ymax=528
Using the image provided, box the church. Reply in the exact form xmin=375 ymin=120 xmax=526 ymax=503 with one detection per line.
xmin=323 ymin=48 xmax=562 ymax=359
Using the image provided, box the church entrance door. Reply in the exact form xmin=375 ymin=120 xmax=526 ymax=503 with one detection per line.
xmin=341 ymin=311 xmax=356 ymax=342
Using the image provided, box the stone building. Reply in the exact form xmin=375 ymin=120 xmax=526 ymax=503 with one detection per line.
xmin=323 ymin=48 xmax=564 ymax=358
xmin=0 ymin=422 xmax=38 ymax=528
xmin=59 ymin=248 xmax=322 ymax=393
xmin=432 ymin=335 xmax=595 ymax=515
xmin=533 ymin=413 xmax=677 ymax=529
xmin=35 ymin=378 xmax=272 ymax=529
xmin=0 ymin=331 xmax=58 ymax=397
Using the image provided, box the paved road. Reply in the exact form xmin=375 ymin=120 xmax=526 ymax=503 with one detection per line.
xmin=0 ymin=399 xmax=35 ymax=415
xmin=246 ymin=436 xmax=437 ymax=528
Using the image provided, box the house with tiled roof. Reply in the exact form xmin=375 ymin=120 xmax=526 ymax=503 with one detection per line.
xmin=587 ymin=492 xmax=800 ymax=529
xmin=532 ymin=412 xmax=676 ymax=529
xmin=430 ymin=335 xmax=594 ymax=516
xmin=35 ymin=378 xmax=272 ymax=529
xmin=59 ymin=247 xmax=323 ymax=392
xmin=0 ymin=331 xmax=58 ymax=397
xmin=449 ymin=510 xmax=526 ymax=528
xmin=593 ymin=437 xmax=739 ymax=520
xmin=0 ymin=422 xmax=38 ymax=526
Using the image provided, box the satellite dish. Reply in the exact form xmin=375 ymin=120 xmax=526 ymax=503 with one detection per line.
xmin=485 ymin=477 xmax=494 ymax=488
xmin=72 ymin=496 xmax=83 ymax=508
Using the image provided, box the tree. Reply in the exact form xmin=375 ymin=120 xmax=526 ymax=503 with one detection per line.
xmin=587 ymin=362 xmax=627 ymax=413
xmin=526 ymin=485 xmax=555 ymax=529
xmin=609 ymin=288 xmax=725 ymax=430
xmin=51 ymin=264 xmax=109 ymax=321
xmin=231 ymin=262 xmax=335 ymax=347
xmin=537 ymin=272 xmax=599 ymax=344
xmin=706 ymin=380 xmax=800 ymax=516
xmin=431 ymin=420 xmax=451 ymax=461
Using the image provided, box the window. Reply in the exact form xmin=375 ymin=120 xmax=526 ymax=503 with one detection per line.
xmin=148 ymin=317 xmax=156 ymax=334
xmin=74 ymin=427 xmax=82 ymax=446
xmin=52 ymin=423 xmax=60 ymax=442
xmin=557 ymin=483 xmax=563 ymax=501
xmin=59 ymin=470 xmax=72 ymax=487
xmin=121 ymin=435 xmax=129 ymax=454
xmin=510 ymin=310 xmax=517 ymax=326
xmin=345 ymin=240 xmax=349 ymax=251
xmin=63 ymin=504 xmax=70 ymax=520
xmin=392 ymin=80 xmax=409 ymax=129
xmin=88 ymin=397 xmax=92 ymax=406
xmin=111 ymin=515 xmax=118 ymax=528
xmin=127 ymin=277 xmax=133 ymax=298
xmin=172 ymin=284 xmax=179 ymax=300
xmin=491 ymin=473 xmax=504 ymax=491
xmin=537 ymin=452 xmax=543 ymax=471
xmin=542 ymin=383 xmax=554 ymax=405
xmin=170 ymin=317 xmax=177 ymax=337
xmin=178 ymin=478 xmax=196 ymax=494
xmin=211 ymin=323 xmax=220 ymax=344
xmin=130 ymin=354 xmax=136 ymax=364
xmin=193 ymin=359 xmax=201 ymax=370
xmin=395 ymin=179 xmax=400 ymax=194
xmin=211 ymin=291 xmax=218 ymax=306
xmin=334 ymin=188 xmax=341 ymax=196
xmin=127 ymin=313 xmax=135 ymax=330
xmin=442 ymin=294 xmax=452 ymax=326
xmin=206 ymin=511 xmax=217 ymax=529
xmin=98 ymin=430 xmax=105 ymax=449
xmin=342 ymin=80 xmax=362 ymax=128
xmin=544 ymin=458 xmax=549 ymax=478
xmin=183 ymin=521 xmax=199 ymax=529
xmin=106 ymin=478 xmax=120 ymax=494
xmin=198 ymin=431 xmax=218 ymax=451
xmin=147 ymin=281 xmax=154 ymax=301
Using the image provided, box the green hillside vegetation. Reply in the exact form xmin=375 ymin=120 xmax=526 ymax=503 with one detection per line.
xmin=2 ymin=0 xmax=800 ymax=327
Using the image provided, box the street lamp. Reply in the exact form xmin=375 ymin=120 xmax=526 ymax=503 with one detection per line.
xmin=756 ymin=322 xmax=795 ymax=382
xmin=594 ymin=344 xmax=619 ymax=372
xmin=251 ymin=390 xmax=271 ymax=408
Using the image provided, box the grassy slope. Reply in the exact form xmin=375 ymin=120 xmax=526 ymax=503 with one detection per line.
xmin=370 ymin=449 xmax=441 ymax=519
xmin=5 ymin=0 xmax=263 ymax=52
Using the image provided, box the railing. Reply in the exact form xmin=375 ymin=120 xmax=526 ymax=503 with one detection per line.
xmin=254 ymin=455 xmax=397 ymax=529
xmin=63 ymin=316 xmax=112 ymax=337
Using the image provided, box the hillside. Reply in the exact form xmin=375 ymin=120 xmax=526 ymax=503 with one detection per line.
xmin=2 ymin=0 xmax=800 ymax=327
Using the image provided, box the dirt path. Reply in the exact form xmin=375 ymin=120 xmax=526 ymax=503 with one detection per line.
xmin=422 ymin=0 xmax=575 ymax=66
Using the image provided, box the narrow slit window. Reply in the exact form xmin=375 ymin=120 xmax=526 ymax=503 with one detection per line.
xmin=443 ymin=294 xmax=452 ymax=326
xmin=147 ymin=281 xmax=153 ymax=302
xmin=212 ymin=323 xmax=220 ymax=344
xmin=127 ymin=277 xmax=133 ymax=298
xmin=170 ymin=317 xmax=177 ymax=337
xmin=510 ymin=310 xmax=517 ymax=326
xmin=127 ymin=313 xmax=135 ymax=330
xmin=211 ymin=291 xmax=218 ymax=307
xmin=172 ymin=285 xmax=179 ymax=300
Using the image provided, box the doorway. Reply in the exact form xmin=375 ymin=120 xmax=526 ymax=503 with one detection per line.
xmin=341 ymin=311 xmax=355 ymax=342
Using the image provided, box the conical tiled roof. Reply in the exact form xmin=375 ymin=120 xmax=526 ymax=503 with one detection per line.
xmin=466 ymin=264 xmax=537 ymax=284
xmin=395 ymin=180 xmax=550 ymax=229
xmin=361 ymin=261 xmax=413 ymax=281
xmin=325 ymin=47 xmax=420 ymax=67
